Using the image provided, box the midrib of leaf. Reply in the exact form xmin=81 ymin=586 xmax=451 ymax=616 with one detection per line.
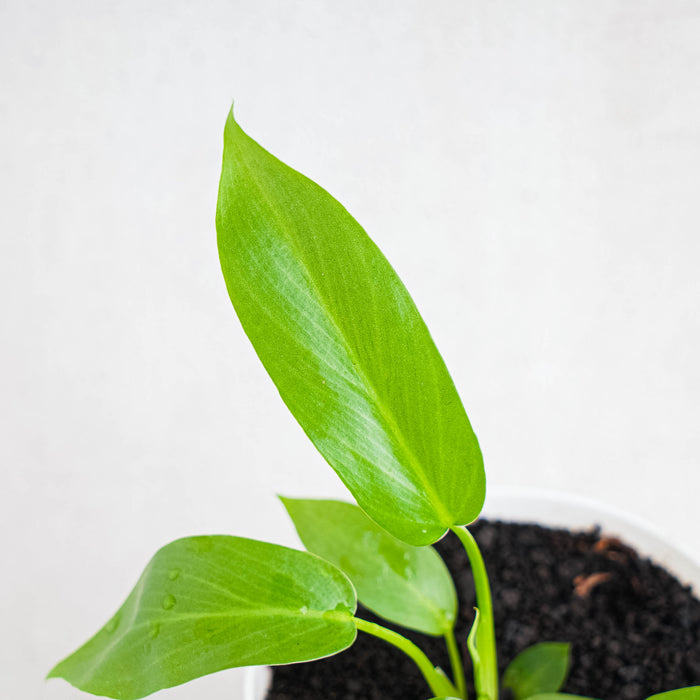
xmin=135 ymin=606 xmax=344 ymax=625
xmin=76 ymin=606 xmax=348 ymax=686
xmin=237 ymin=149 xmax=453 ymax=528
xmin=137 ymin=611 xmax=352 ymax=675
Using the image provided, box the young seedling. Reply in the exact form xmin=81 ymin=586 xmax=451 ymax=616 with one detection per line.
xmin=49 ymin=109 xmax=700 ymax=700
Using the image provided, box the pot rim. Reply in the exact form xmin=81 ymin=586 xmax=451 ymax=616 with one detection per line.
xmin=483 ymin=486 xmax=700 ymax=586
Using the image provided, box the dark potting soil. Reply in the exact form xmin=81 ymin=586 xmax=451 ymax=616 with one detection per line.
xmin=267 ymin=519 xmax=700 ymax=700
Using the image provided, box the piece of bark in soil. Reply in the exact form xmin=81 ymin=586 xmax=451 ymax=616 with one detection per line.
xmin=266 ymin=519 xmax=700 ymax=700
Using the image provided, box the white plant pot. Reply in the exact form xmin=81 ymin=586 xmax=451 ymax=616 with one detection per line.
xmin=242 ymin=489 xmax=700 ymax=700
xmin=243 ymin=665 xmax=272 ymax=700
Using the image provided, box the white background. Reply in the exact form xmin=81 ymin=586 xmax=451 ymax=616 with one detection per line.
xmin=2 ymin=1 xmax=700 ymax=698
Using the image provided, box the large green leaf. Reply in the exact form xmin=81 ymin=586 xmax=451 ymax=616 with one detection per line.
xmin=216 ymin=108 xmax=484 ymax=546
xmin=502 ymin=642 xmax=571 ymax=700
xmin=646 ymin=689 xmax=700 ymax=700
xmin=48 ymin=536 xmax=356 ymax=699
xmin=281 ymin=497 xmax=457 ymax=635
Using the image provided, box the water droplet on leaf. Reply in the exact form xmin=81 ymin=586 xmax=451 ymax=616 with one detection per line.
xmin=299 ymin=605 xmax=308 ymax=615
xmin=162 ymin=594 xmax=176 ymax=610
xmin=168 ymin=568 xmax=181 ymax=581
xmin=149 ymin=621 xmax=160 ymax=639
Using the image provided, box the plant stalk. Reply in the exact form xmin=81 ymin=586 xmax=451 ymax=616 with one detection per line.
xmin=354 ymin=617 xmax=461 ymax=698
xmin=451 ymin=525 xmax=498 ymax=700
xmin=445 ymin=626 xmax=467 ymax=699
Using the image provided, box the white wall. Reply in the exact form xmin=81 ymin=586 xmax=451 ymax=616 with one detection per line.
xmin=2 ymin=2 xmax=699 ymax=698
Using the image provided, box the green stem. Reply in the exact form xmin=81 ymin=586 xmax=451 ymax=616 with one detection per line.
xmin=354 ymin=617 xmax=460 ymax=698
xmin=450 ymin=525 xmax=498 ymax=700
xmin=445 ymin=626 xmax=467 ymax=699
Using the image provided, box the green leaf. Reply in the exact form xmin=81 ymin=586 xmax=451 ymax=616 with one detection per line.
xmin=466 ymin=606 xmax=481 ymax=669
xmin=646 ymin=689 xmax=700 ymax=700
xmin=281 ymin=497 xmax=457 ymax=635
xmin=216 ymin=108 xmax=484 ymax=546
xmin=48 ymin=536 xmax=356 ymax=699
xmin=502 ymin=642 xmax=571 ymax=700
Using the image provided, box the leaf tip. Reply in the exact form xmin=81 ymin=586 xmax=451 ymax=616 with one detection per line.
xmin=223 ymin=101 xmax=243 ymax=141
xmin=46 ymin=652 xmax=73 ymax=681
xmin=277 ymin=494 xmax=295 ymax=510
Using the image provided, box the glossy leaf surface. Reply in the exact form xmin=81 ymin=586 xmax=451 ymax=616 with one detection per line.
xmin=49 ymin=536 xmax=356 ymax=699
xmin=646 ymin=689 xmax=700 ymax=700
xmin=502 ymin=642 xmax=571 ymax=700
xmin=282 ymin=497 xmax=457 ymax=635
xmin=216 ymin=108 xmax=484 ymax=546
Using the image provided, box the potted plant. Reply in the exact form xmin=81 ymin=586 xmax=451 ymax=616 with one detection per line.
xmin=246 ymin=491 xmax=700 ymax=700
xmin=48 ymin=109 xmax=700 ymax=700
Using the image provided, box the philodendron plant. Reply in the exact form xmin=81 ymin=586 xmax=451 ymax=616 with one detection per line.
xmin=49 ymin=109 xmax=700 ymax=700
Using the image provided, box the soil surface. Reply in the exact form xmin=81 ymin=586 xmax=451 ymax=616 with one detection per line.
xmin=267 ymin=519 xmax=700 ymax=700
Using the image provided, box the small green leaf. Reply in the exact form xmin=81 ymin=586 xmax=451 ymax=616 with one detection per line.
xmin=216 ymin=108 xmax=484 ymax=546
xmin=466 ymin=605 xmax=481 ymax=666
xmin=527 ymin=695 xmax=599 ymax=700
xmin=502 ymin=642 xmax=571 ymax=700
xmin=281 ymin=497 xmax=457 ymax=635
xmin=48 ymin=536 xmax=356 ymax=699
xmin=646 ymin=688 xmax=700 ymax=700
